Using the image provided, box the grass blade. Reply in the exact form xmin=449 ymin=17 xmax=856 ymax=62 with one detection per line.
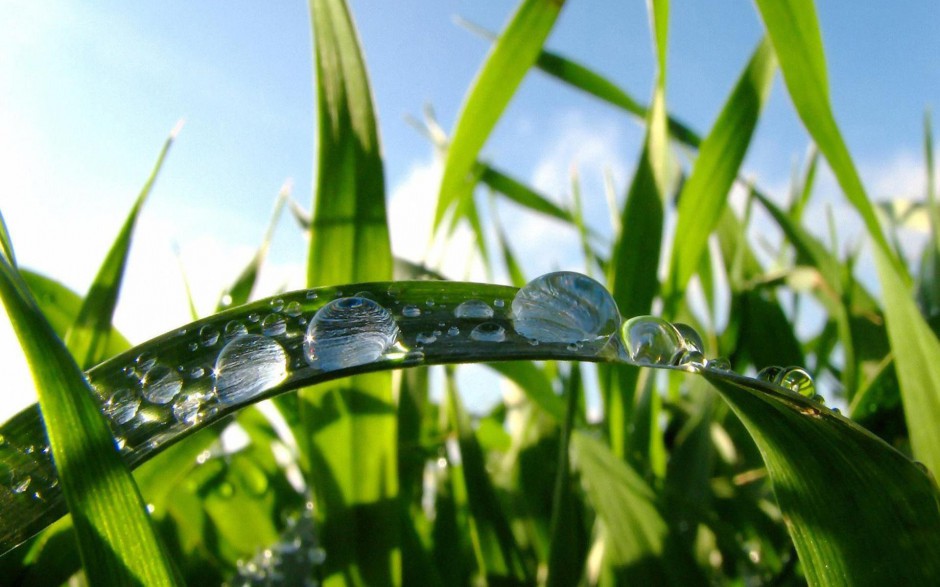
xmin=664 ymin=38 xmax=775 ymax=311
xmin=754 ymin=0 xmax=940 ymax=475
xmin=65 ymin=122 xmax=181 ymax=369
xmin=0 ymin=257 xmax=180 ymax=585
xmin=301 ymin=0 xmax=398 ymax=583
xmin=435 ymin=0 xmax=567 ymax=229
xmin=0 ymin=210 xmax=15 ymax=267
xmin=704 ymin=369 xmax=940 ymax=585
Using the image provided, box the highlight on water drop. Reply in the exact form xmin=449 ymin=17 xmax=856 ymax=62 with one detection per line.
xmin=215 ymin=334 xmax=289 ymax=405
xmin=620 ymin=316 xmax=683 ymax=366
xmin=470 ymin=322 xmax=506 ymax=343
xmin=453 ymin=299 xmax=494 ymax=319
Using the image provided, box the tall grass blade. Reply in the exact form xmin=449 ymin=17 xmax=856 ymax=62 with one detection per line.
xmin=754 ymin=0 xmax=940 ymax=475
xmin=435 ymin=0 xmax=567 ymax=230
xmin=0 ymin=210 xmax=16 ymax=267
xmin=704 ymin=370 xmax=940 ymax=585
xmin=65 ymin=122 xmax=181 ymax=370
xmin=664 ymin=38 xmax=775 ymax=312
xmin=0 ymin=257 xmax=181 ymax=585
xmin=301 ymin=0 xmax=398 ymax=583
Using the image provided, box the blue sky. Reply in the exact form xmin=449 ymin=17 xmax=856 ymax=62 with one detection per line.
xmin=1 ymin=0 xmax=937 ymax=418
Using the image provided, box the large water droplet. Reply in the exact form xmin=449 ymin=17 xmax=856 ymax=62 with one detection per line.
xmin=304 ymin=297 xmax=399 ymax=371
xmin=777 ymin=366 xmax=815 ymax=397
xmin=621 ymin=316 xmax=682 ymax=366
xmin=140 ymin=364 xmax=183 ymax=405
xmin=215 ymin=335 xmax=289 ymax=404
xmin=512 ymin=272 xmax=620 ymax=344
xmin=454 ymin=299 xmax=494 ymax=319
xmin=672 ymin=322 xmax=706 ymax=368
xmin=470 ymin=322 xmax=506 ymax=342
xmin=103 ymin=387 xmax=141 ymax=425
xmin=200 ymin=325 xmax=220 ymax=347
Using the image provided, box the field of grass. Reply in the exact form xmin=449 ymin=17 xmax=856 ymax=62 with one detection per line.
xmin=1 ymin=0 xmax=939 ymax=585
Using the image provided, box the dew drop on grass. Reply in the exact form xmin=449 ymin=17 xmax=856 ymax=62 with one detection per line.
xmin=11 ymin=475 xmax=30 ymax=495
xmin=621 ymin=316 xmax=682 ymax=366
xmin=470 ymin=322 xmax=506 ymax=342
xmin=672 ymin=323 xmax=706 ymax=368
xmin=224 ymin=320 xmax=248 ymax=340
xmin=416 ymin=332 xmax=438 ymax=345
xmin=447 ymin=326 xmax=460 ymax=337
xmin=103 ymin=387 xmax=141 ymax=425
xmin=454 ymin=299 xmax=494 ymax=319
xmin=215 ymin=334 xmax=289 ymax=405
xmin=140 ymin=364 xmax=183 ymax=405
xmin=778 ymin=367 xmax=815 ymax=398
xmin=172 ymin=391 xmax=208 ymax=425
xmin=706 ymin=358 xmax=732 ymax=371
xmin=200 ymin=325 xmax=220 ymax=347
xmin=262 ymin=314 xmax=287 ymax=337
xmin=757 ymin=365 xmax=785 ymax=384
xmin=512 ymin=271 xmax=620 ymax=344
xmin=402 ymin=305 xmax=421 ymax=318
xmin=304 ymin=297 xmax=399 ymax=371
xmin=284 ymin=301 xmax=303 ymax=317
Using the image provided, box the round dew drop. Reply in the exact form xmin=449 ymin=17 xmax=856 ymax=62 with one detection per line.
xmin=512 ymin=271 xmax=620 ymax=344
xmin=621 ymin=316 xmax=683 ymax=366
xmin=453 ymin=299 xmax=494 ymax=319
xmin=304 ymin=297 xmax=399 ymax=371
xmin=402 ymin=305 xmax=421 ymax=318
xmin=104 ymin=388 xmax=141 ymax=425
xmin=262 ymin=314 xmax=287 ymax=337
xmin=215 ymin=334 xmax=289 ymax=405
xmin=140 ymin=364 xmax=183 ymax=405
xmin=779 ymin=367 xmax=815 ymax=398
xmin=470 ymin=322 xmax=506 ymax=342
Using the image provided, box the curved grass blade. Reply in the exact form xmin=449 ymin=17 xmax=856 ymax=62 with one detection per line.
xmin=0 ymin=257 xmax=181 ymax=585
xmin=703 ymin=368 xmax=940 ymax=585
xmin=479 ymin=164 xmax=576 ymax=226
xmin=303 ymin=0 xmax=397 ymax=583
xmin=435 ymin=0 xmax=567 ymax=230
xmin=754 ymin=0 xmax=940 ymax=476
xmin=65 ymin=122 xmax=181 ymax=370
xmin=664 ymin=38 xmax=775 ymax=312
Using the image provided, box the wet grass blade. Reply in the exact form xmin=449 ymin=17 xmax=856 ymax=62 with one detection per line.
xmin=301 ymin=0 xmax=398 ymax=583
xmin=435 ymin=0 xmax=567 ymax=230
xmin=704 ymin=369 xmax=940 ymax=585
xmin=754 ymin=0 xmax=940 ymax=476
xmin=65 ymin=122 xmax=181 ymax=369
xmin=0 ymin=257 xmax=181 ymax=585
xmin=664 ymin=38 xmax=775 ymax=312
xmin=479 ymin=164 xmax=575 ymax=226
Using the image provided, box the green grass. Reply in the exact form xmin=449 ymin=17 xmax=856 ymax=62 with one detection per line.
xmin=2 ymin=0 xmax=940 ymax=585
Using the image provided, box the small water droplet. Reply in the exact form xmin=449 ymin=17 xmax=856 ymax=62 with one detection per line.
xmin=447 ymin=326 xmax=460 ymax=337
xmin=706 ymin=358 xmax=732 ymax=371
xmin=425 ymin=299 xmax=435 ymax=307
xmin=416 ymin=332 xmax=438 ymax=345
xmin=140 ymin=364 xmax=183 ymax=405
xmin=621 ymin=316 xmax=682 ymax=366
xmin=224 ymin=320 xmax=248 ymax=340
xmin=136 ymin=352 xmax=157 ymax=371
xmin=512 ymin=272 xmax=620 ymax=344
xmin=187 ymin=342 xmax=199 ymax=352
xmin=306 ymin=290 xmax=319 ymax=300
xmin=248 ymin=312 xmax=261 ymax=323
xmin=454 ymin=299 xmax=494 ymax=319
xmin=493 ymin=298 xmax=505 ymax=309
xmin=104 ymin=387 xmax=141 ymax=425
xmin=12 ymin=475 xmax=30 ymax=494
xmin=262 ymin=313 xmax=287 ymax=337
xmin=172 ymin=391 xmax=207 ymax=425
xmin=190 ymin=366 xmax=206 ymax=379
xmin=215 ymin=335 xmax=288 ymax=404
xmin=402 ymin=305 xmax=421 ymax=318
xmin=200 ymin=325 xmax=220 ymax=347
xmin=778 ymin=367 xmax=815 ymax=397
xmin=285 ymin=301 xmax=303 ymax=317
xmin=304 ymin=297 xmax=399 ymax=371
xmin=470 ymin=322 xmax=506 ymax=342
xmin=271 ymin=298 xmax=285 ymax=312
xmin=757 ymin=365 xmax=785 ymax=383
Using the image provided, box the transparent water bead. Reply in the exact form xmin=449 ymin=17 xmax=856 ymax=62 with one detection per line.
xmin=215 ymin=335 xmax=289 ymax=405
xmin=621 ymin=316 xmax=682 ymax=366
xmin=470 ymin=322 xmax=506 ymax=343
xmin=304 ymin=297 xmax=399 ymax=371
xmin=672 ymin=323 xmax=707 ymax=369
xmin=757 ymin=365 xmax=816 ymax=398
xmin=454 ymin=299 xmax=494 ymax=319
xmin=103 ymin=387 xmax=141 ymax=425
xmin=402 ymin=305 xmax=421 ymax=318
xmin=511 ymin=271 xmax=620 ymax=344
xmin=140 ymin=364 xmax=183 ymax=405
xmin=262 ymin=314 xmax=287 ymax=337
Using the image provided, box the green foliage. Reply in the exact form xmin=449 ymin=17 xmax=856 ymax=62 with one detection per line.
xmin=2 ymin=0 xmax=940 ymax=585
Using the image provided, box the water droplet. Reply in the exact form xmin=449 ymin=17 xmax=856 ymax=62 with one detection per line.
xmin=224 ymin=320 xmax=248 ymax=340
xmin=447 ymin=326 xmax=460 ymax=337
xmin=470 ymin=322 xmax=506 ymax=342
xmin=671 ymin=323 xmax=706 ymax=368
xmin=416 ymin=332 xmax=438 ymax=345
xmin=190 ymin=366 xmax=206 ymax=379
xmin=304 ymin=297 xmax=399 ymax=371
xmin=104 ymin=388 xmax=141 ymax=425
xmin=512 ymin=272 xmax=620 ymax=344
xmin=248 ymin=312 xmax=261 ymax=323
xmin=172 ymin=391 xmax=207 ymax=425
xmin=262 ymin=313 xmax=287 ymax=337
xmin=706 ymin=358 xmax=732 ymax=371
xmin=271 ymin=298 xmax=285 ymax=312
xmin=454 ymin=299 xmax=494 ymax=319
xmin=200 ymin=325 xmax=220 ymax=347
xmin=621 ymin=316 xmax=682 ymax=366
xmin=402 ymin=305 xmax=421 ymax=318
xmin=779 ymin=367 xmax=815 ymax=398
xmin=493 ymin=298 xmax=505 ymax=309
xmin=425 ymin=299 xmax=435 ymax=307
xmin=215 ymin=335 xmax=289 ymax=404
xmin=141 ymin=364 xmax=183 ymax=405
xmin=12 ymin=475 xmax=30 ymax=494
xmin=136 ymin=352 xmax=157 ymax=372
xmin=757 ymin=366 xmax=785 ymax=384
xmin=285 ymin=301 xmax=303 ymax=317
xmin=187 ymin=342 xmax=199 ymax=352
xmin=306 ymin=290 xmax=319 ymax=300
